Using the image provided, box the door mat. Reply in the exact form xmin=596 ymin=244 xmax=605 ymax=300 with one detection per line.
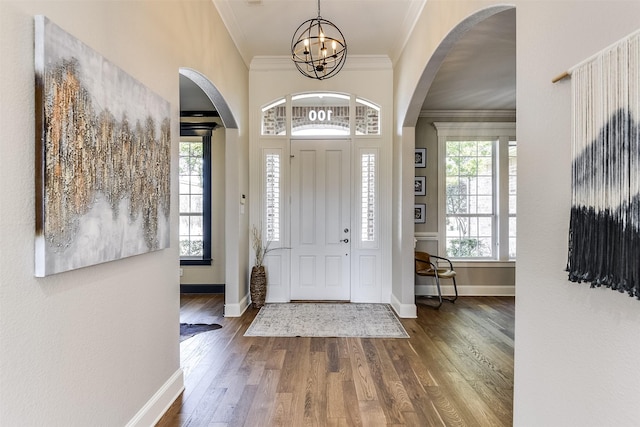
xmin=244 ymin=303 xmax=409 ymax=338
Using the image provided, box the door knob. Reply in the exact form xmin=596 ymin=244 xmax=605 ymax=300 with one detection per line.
xmin=341 ymin=238 xmax=349 ymax=243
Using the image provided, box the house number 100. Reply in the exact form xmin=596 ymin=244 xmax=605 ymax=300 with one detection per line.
xmin=308 ymin=109 xmax=333 ymax=121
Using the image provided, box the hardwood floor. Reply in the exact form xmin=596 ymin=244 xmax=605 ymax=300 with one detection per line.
xmin=157 ymin=295 xmax=514 ymax=427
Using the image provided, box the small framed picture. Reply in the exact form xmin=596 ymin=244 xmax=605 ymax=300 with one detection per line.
xmin=414 ymin=204 xmax=426 ymax=223
xmin=415 ymin=148 xmax=426 ymax=168
xmin=414 ymin=176 xmax=426 ymax=196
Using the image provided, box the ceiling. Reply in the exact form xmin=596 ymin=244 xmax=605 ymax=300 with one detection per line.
xmin=213 ymin=0 xmax=426 ymax=64
xmin=180 ymin=1 xmax=515 ymax=113
xmin=180 ymin=74 xmax=215 ymax=112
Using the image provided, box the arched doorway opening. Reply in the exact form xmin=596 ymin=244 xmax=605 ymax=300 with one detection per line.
xmin=396 ymin=5 xmax=516 ymax=313
xmin=178 ymin=68 xmax=240 ymax=315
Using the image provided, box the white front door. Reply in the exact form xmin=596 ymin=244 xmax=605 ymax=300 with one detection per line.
xmin=290 ymin=139 xmax=351 ymax=300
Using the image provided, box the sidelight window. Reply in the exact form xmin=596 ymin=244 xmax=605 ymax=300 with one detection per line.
xmin=265 ymin=153 xmax=281 ymax=242
xmin=361 ymin=153 xmax=376 ymax=242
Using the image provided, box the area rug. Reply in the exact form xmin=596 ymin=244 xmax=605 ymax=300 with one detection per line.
xmin=244 ymin=303 xmax=409 ymax=338
xmin=180 ymin=323 xmax=222 ymax=342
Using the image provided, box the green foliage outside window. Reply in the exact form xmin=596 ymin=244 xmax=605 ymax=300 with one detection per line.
xmin=445 ymin=140 xmax=493 ymax=258
xmin=179 ymin=140 xmax=205 ymax=257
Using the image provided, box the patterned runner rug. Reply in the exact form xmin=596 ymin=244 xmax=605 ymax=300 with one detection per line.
xmin=244 ymin=303 xmax=409 ymax=338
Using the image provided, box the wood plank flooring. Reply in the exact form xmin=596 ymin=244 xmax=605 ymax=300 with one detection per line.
xmin=156 ymin=295 xmax=514 ymax=427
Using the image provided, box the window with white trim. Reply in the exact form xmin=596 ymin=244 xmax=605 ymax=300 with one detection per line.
xmin=355 ymin=98 xmax=380 ymax=135
xmin=291 ymin=93 xmax=350 ymax=136
xmin=508 ymin=140 xmax=517 ymax=258
xmin=435 ymin=122 xmax=516 ymax=260
xmin=265 ymin=153 xmax=281 ymax=242
xmin=261 ymin=93 xmax=382 ymax=137
xmin=445 ymin=139 xmax=493 ymax=257
xmin=361 ymin=153 xmax=376 ymax=241
xmin=261 ymin=98 xmax=286 ymax=136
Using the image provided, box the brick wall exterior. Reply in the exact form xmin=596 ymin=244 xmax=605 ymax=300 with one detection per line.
xmin=261 ymin=105 xmax=286 ymax=135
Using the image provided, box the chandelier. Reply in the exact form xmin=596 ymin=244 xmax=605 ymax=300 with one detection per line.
xmin=290 ymin=0 xmax=347 ymax=80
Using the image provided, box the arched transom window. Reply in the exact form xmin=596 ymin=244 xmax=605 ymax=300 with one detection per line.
xmin=261 ymin=92 xmax=380 ymax=136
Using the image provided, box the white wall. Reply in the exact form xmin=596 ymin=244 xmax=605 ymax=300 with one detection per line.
xmin=514 ymin=2 xmax=640 ymax=425
xmin=397 ymin=0 xmax=640 ymax=425
xmin=0 ymin=1 xmax=248 ymax=425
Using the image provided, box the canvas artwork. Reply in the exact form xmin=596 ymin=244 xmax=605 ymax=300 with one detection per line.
xmin=34 ymin=16 xmax=171 ymax=277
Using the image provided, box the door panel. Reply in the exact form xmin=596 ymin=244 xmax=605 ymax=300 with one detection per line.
xmin=290 ymin=139 xmax=351 ymax=300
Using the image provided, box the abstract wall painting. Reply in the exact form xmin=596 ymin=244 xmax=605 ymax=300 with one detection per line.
xmin=567 ymin=29 xmax=640 ymax=298
xmin=34 ymin=16 xmax=171 ymax=277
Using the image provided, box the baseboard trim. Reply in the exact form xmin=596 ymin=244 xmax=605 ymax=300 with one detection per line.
xmin=180 ymin=284 xmax=225 ymax=294
xmin=125 ymin=368 xmax=184 ymax=427
xmin=390 ymin=293 xmax=417 ymax=318
xmin=224 ymin=292 xmax=250 ymax=317
xmin=415 ymin=284 xmax=515 ymax=297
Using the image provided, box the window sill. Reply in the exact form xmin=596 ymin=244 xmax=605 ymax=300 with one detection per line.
xmin=180 ymin=258 xmax=212 ymax=266
xmin=448 ymin=260 xmax=515 ymax=268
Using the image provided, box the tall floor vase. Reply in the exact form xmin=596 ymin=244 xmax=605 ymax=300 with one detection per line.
xmin=250 ymin=265 xmax=266 ymax=308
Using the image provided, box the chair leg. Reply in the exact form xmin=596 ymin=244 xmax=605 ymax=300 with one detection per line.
xmin=416 ymin=274 xmax=443 ymax=309
xmin=416 ymin=275 xmax=457 ymax=308
xmin=440 ymin=276 xmax=458 ymax=304
xmin=435 ymin=276 xmax=458 ymax=305
xmin=450 ymin=276 xmax=458 ymax=303
xmin=433 ymin=274 xmax=443 ymax=308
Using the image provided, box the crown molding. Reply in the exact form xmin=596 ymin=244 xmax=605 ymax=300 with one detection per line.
xmin=250 ymin=55 xmax=392 ymax=72
xmin=212 ymin=0 xmax=251 ymax=66
xmin=419 ymin=109 xmax=516 ymax=119
xmin=390 ymin=0 xmax=428 ymax=65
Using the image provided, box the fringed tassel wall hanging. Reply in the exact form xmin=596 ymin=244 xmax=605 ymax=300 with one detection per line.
xmin=566 ymin=29 xmax=640 ymax=297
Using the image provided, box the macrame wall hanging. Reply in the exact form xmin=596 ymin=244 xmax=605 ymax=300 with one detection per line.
xmin=562 ymin=29 xmax=640 ymax=298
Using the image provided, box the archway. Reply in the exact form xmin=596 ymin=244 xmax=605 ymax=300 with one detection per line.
xmin=395 ymin=5 xmax=516 ymax=316
xmin=179 ymin=68 xmax=237 ymax=129
xmin=178 ymin=68 xmax=241 ymax=316
xmin=402 ymin=5 xmax=514 ymax=128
